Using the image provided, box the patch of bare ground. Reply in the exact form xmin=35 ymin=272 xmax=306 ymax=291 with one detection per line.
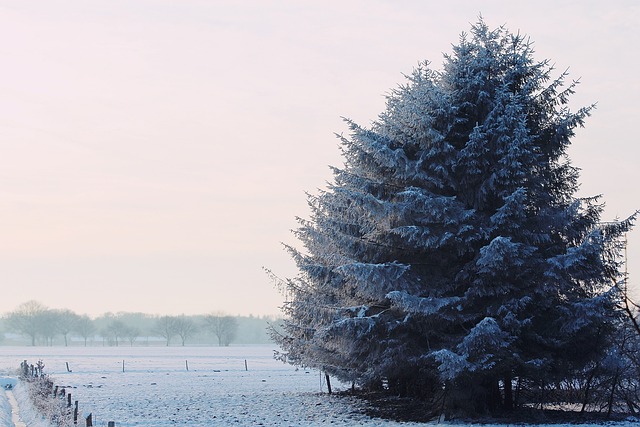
xmin=341 ymin=390 xmax=439 ymax=424
xmin=345 ymin=390 xmax=632 ymax=425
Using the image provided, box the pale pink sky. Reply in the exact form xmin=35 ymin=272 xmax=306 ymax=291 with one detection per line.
xmin=0 ymin=0 xmax=637 ymax=317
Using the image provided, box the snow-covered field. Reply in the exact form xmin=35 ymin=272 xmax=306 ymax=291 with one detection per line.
xmin=0 ymin=345 xmax=405 ymax=426
xmin=0 ymin=345 xmax=638 ymax=427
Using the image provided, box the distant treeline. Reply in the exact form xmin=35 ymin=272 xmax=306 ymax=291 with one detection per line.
xmin=0 ymin=300 xmax=282 ymax=347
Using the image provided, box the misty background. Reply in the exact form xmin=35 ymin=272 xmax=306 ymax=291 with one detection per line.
xmin=0 ymin=300 xmax=278 ymax=346
xmin=0 ymin=1 xmax=637 ymax=318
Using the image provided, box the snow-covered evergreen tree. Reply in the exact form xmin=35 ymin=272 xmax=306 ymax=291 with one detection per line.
xmin=272 ymin=19 xmax=635 ymax=415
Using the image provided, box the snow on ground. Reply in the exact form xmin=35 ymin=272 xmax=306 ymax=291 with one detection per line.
xmin=1 ymin=374 xmax=55 ymax=427
xmin=0 ymin=377 xmax=14 ymax=426
xmin=0 ymin=345 xmax=639 ymax=427
xmin=0 ymin=345 xmax=405 ymax=426
xmin=11 ymin=381 xmax=55 ymax=427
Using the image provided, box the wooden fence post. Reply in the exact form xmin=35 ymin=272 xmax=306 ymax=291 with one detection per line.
xmin=67 ymin=393 xmax=72 ymax=407
xmin=325 ymin=373 xmax=332 ymax=395
xmin=185 ymin=360 xmax=189 ymax=371
xmin=85 ymin=413 xmax=92 ymax=427
xmin=74 ymin=401 xmax=78 ymax=424
xmin=108 ymin=422 xmax=115 ymax=427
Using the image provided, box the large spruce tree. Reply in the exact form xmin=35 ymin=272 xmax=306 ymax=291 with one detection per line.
xmin=273 ymin=19 xmax=635 ymax=415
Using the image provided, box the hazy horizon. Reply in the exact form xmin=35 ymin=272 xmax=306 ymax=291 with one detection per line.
xmin=1 ymin=299 xmax=282 ymax=319
xmin=0 ymin=1 xmax=637 ymax=317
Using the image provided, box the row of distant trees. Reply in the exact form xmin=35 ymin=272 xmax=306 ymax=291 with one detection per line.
xmin=1 ymin=300 xmax=279 ymax=347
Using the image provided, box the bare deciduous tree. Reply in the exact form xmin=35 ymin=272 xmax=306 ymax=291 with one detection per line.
xmin=5 ymin=300 xmax=49 ymax=346
xmin=174 ymin=315 xmax=198 ymax=346
xmin=74 ymin=315 xmax=96 ymax=346
xmin=154 ymin=315 xmax=178 ymax=346
xmin=104 ymin=320 xmax=128 ymax=347
xmin=39 ymin=310 xmax=60 ymax=346
xmin=203 ymin=313 xmax=238 ymax=346
xmin=54 ymin=309 xmax=81 ymax=347
xmin=124 ymin=325 xmax=140 ymax=347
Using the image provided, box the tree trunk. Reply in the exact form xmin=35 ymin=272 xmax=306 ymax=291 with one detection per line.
xmin=581 ymin=365 xmax=597 ymax=413
xmin=485 ymin=379 xmax=501 ymax=412
xmin=607 ymin=369 xmax=620 ymax=418
xmin=503 ymin=374 xmax=513 ymax=411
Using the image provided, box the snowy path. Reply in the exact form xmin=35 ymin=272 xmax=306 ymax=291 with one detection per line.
xmin=4 ymin=389 xmax=27 ymax=427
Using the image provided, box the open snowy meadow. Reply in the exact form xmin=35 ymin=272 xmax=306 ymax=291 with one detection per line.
xmin=0 ymin=345 xmax=410 ymax=426
xmin=0 ymin=345 xmax=638 ymax=427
